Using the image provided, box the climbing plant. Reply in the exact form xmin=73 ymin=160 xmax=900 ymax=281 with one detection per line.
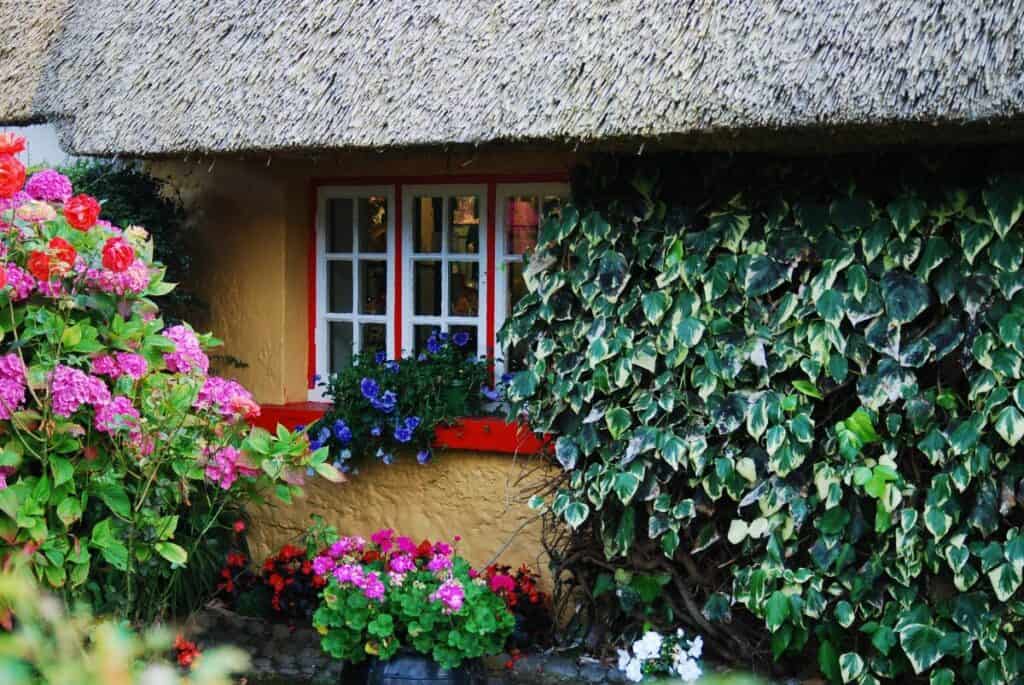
xmin=501 ymin=152 xmax=1024 ymax=683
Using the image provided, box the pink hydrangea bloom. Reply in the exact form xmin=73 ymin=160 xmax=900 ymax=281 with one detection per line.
xmin=195 ymin=376 xmax=257 ymax=419
xmin=429 ymin=579 xmax=465 ymax=614
xmin=50 ymin=365 xmax=110 ymax=417
xmin=0 ymin=353 xmax=26 ymax=419
xmin=427 ymin=553 xmax=453 ymax=573
xmin=86 ymin=259 xmax=150 ymax=296
xmin=24 ymin=169 xmax=73 ymax=202
xmin=0 ymin=466 xmax=15 ymax=490
xmin=94 ymin=396 xmax=141 ymax=434
xmin=5 ymin=264 xmax=34 ymax=301
xmin=389 ymin=554 xmax=415 ymax=574
xmin=36 ymin=279 xmax=65 ymax=298
xmin=0 ymin=191 xmax=30 ymax=213
xmin=204 ymin=446 xmax=250 ymax=490
xmin=90 ymin=355 xmax=119 ymax=377
xmin=312 ymin=555 xmax=336 ymax=576
xmin=163 ymin=325 xmax=209 ymax=374
xmin=92 ymin=352 xmax=148 ymax=380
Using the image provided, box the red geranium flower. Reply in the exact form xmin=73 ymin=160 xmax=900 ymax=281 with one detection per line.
xmin=27 ymin=251 xmax=51 ymax=281
xmin=49 ymin=237 xmax=77 ymax=267
xmin=415 ymin=540 xmax=433 ymax=558
xmin=0 ymin=133 xmax=26 ymax=155
xmin=268 ymin=573 xmax=285 ymax=592
xmin=63 ymin=194 xmax=101 ymax=231
xmin=101 ymin=237 xmax=134 ymax=272
xmin=233 ymin=519 xmax=246 ymax=533
xmin=362 ymin=550 xmax=380 ymax=563
xmin=0 ymin=154 xmax=25 ymax=199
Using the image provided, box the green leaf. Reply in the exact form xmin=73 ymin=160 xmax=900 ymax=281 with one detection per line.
xmin=792 ymin=380 xmax=823 ymax=400
xmin=818 ymin=641 xmax=840 ymax=683
xmin=313 ymin=461 xmax=345 ymax=483
xmin=154 ymin=541 xmax=188 ymax=566
xmin=554 ymin=437 xmax=579 ymax=470
xmin=676 ymin=317 xmax=705 ymax=347
xmin=56 ymin=498 xmax=82 ymax=527
xmin=745 ymin=256 xmax=791 ymax=297
xmin=983 ymin=177 xmax=1024 ymax=237
xmin=508 ymin=369 xmax=538 ymax=401
xmin=605 ymin=407 xmax=631 ymax=440
xmin=839 ymin=652 xmax=865 ymax=683
xmin=765 ymin=590 xmax=790 ymax=632
xmin=899 ymin=623 xmax=946 ymax=674
xmin=815 ymin=289 xmax=845 ymax=324
xmin=995 ymin=406 xmax=1024 ymax=446
xmin=641 ymin=291 xmax=671 ymax=325
xmin=50 ymin=457 xmax=73 ymax=487
xmin=613 ymin=472 xmax=641 ymax=505
xmin=888 ymin=195 xmax=926 ymax=239
xmin=881 ymin=270 xmax=931 ymax=323
xmin=564 ymin=502 xmax=589 ymax=529
xmin=958 ymin=219 xmax=994 ymax=264
xmin=96 ymin=485 xmax=131 ymax=520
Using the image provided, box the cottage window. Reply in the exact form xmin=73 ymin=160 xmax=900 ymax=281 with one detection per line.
xmin=310 ymin=179 xmax=568 ymax=399
xmin=314 ymin=187 xmax=395 ymax=389
xmin=402 ymin=186 xmax=488 ymax=359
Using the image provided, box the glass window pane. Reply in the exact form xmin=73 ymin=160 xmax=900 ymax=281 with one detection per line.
xmin=328 ymin=260 xmax=353 ymax=313
xmin=505 ymin=196 xmax=538 ymax=255
xmin=413 ymin=325 xmax=438 ymax=355
xmin=450 ymin=325 xmax=478 ymax=356
xmin=358 ymin=196 xmax=388 ymax=253
xmin=449 ymin=195 xmax=479 ymax=254
xmin=361 ymin=323 xmax=386 ymax=355
xmin=449 ymin=262 xmax=479 ymax=316
xmin=327 ymin=198 xmax=353 ymax=253
xmin=413 ymin=196 xmax=443 ymax=253
xmin=414 ymin=261 xmax=442 ymax=315
xmin=329 ymin=321 xmax=354 ymax=373
xmin=507 ymin=261 xmax=527 ymax=314
xmin=359 ymin=260 xmax=387 ymax=314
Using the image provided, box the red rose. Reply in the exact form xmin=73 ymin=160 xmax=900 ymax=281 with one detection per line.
xmin=63 ymin=194 xmax=101 ymax=231
xmin=49 ymin=237 xmax=77 ymax=269
xmin=0 ymin=133 xmax=26 ymax=156
xmin=101 ymin=237 xmax=134 ymax=272
xmin=0 ymin=155 xmax=25 ymax=199
xmin=27 ymin=251 xmax=51 ymax=281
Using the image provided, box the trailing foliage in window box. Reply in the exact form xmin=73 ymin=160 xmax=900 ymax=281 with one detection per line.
xmin=501 ymin=151 xmax=1024 ymax=683
xmin=307 ymin=332 xmax=492 ymax=469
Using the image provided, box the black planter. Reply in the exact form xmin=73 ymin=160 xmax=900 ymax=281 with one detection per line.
xmin=365 ymin=651 xmax=475 ymax=685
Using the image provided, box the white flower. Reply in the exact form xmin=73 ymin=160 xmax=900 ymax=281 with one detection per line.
xmin=617 ymin=649 xmax=632 ymax=672
xmin=633 ymin=631 xmax=664 ymax=660
xmin=688 ymin=634 xmax=704 ymax=658
xmin=674 ymin=657 xmax=702 ymax=682
xmin=625 ymin=658 xmax=644 ymax=683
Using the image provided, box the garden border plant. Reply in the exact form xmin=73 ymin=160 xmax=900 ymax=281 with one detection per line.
xmin=501 ymin=150 xmax=1024 ymax=683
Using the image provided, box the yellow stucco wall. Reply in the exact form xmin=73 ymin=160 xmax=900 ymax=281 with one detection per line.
xmin=246 ymin=451 xmax=553 ymax=579
xmin=147 ymin=147 xmax=575 ymax=582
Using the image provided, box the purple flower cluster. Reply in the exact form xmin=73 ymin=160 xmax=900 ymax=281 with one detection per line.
xmin=91 ymin=352 xmax=148 ymax=380
xmin=85 ymin=259 xmax=151 ymax=295
xmin=24 ymin=169 xmax=73 ymax=202
xmin=330 ymin=563 xmax=386 ymax=601
xmin=163 ymin=325 xmax=209 ymax=374
xmin=50 ymin=365 xmax=111 ymax=417
xmin=427 ymin=553 xmax=453 ymax=573
xmin=0 ymin=353 xmax=26 ymax=419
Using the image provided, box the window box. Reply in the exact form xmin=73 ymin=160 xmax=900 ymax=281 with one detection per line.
xmin=250 ymin=404 xmax=549 ymax=456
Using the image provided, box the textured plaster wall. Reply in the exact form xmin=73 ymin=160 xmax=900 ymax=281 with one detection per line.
xmin=246 ymin=451 xmax=554 ymax=583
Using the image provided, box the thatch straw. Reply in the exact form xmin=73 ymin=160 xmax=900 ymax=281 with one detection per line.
xmin=2 ymin=1 xmax=1024 ymax=156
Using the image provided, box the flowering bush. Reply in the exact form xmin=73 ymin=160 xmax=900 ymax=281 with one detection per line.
xmin=481 ymin=563 xmax=553 ymax=649
xmin=309 ymin=332 xmax=491 ymax=469
xmin=616 ymin=630 xmax=704 ymax=683
xmin=0 ymin=134 xmax=341 ymax=620
xmin=312 ymin=529 xmax=515 ymax=668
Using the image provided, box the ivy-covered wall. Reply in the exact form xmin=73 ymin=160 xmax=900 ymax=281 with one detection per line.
xmin=502 ymin=149 xmax=1024 ymax=683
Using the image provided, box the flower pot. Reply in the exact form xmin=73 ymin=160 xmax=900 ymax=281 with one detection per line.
xmin=365 ymin=651 xmax=475 ymax=685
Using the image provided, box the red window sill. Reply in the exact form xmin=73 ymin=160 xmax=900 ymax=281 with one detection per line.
xmin=248 ymin=403 xmax=549 ymax=456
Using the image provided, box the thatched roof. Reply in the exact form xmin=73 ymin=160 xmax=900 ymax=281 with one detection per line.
xmin=3 ymin=1 xmax=1024 ymax=156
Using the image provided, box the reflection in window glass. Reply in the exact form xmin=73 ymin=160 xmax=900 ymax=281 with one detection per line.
xmin=506 ymin=262 xmax=527 ymax=315
xmin=449 ymin=196 xmax=479 ymax=253
xmin=449 ymin=262 xmax=479 ymax=316
xmin=328 ymin=260 xmax=353 ymax=313
xmin=361 ymin=323 xmax=387 ymax=354
xmin=505 ymin=196 xmax=538 ymax=255
xmin=414 ymin=261 xmax=442 ymax=316
xmin=329 ymin=321 xmax=354 ymax=374
xmin=413 ymin=197 xmax=443 ymax=253
xmin=359 ymin=260 xmax=387 ymax=314
xmin=327 ymin=198 xmax=354 ymax=253
xmin=358 ymin=196 xmax=388 ymax=252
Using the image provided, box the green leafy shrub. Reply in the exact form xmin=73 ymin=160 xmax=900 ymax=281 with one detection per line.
xmin=0 ymin=138 xmax=340 ymax=622
xmin=312 ymin=529 xmax=514 ymax=668
xmin=309 ymin=333 xmax=490 ymax=469
xmin=501 ymin=152 xmax=1024 ymax=683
